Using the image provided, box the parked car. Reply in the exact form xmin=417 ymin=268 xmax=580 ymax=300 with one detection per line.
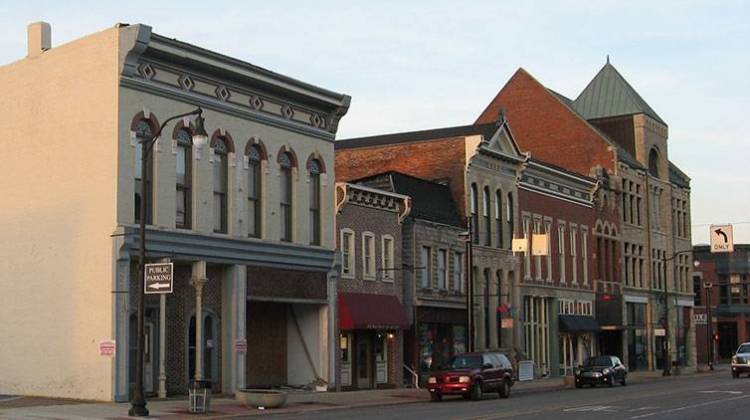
xmin=575 ymin=355 xmax=627 ymax=388
xmin=426 ymin=351 xmax=514 ymax=402
xmin=731 ymin=342 xmax=750 ymax=378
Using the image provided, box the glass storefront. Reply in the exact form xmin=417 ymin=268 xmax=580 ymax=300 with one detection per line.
xmin=627 ymin=302 xmax=648 ymax=371
xmin=418 ymin=323 xmax=466 ymax=374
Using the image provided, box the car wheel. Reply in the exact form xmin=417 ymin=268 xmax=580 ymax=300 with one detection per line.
xmin=620 ymin=376 xmax=627 ymax=386
xmin=470 ymin=382 xmax=483 ymax=401
xmin=575 ymin=381 xmax=582 ymax=389
xmin=462 ymin=393 xmax=471 ymax=400
xmin=608 ymin=374 xmax=615 ymax=387
xmin=430 ymin=392 xmax=443 ymax=402
xmin=732 ymin=371 xmax=740 ymax=379
xmin=498 ymin=380 xmax=511 ymax=399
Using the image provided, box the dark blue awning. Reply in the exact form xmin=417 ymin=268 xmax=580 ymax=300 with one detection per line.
xmin=559 ymin=315 xmax=599 ymax=333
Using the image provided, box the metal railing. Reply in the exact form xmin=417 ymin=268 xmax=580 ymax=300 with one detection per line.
xmin=403 ymin=365 xmax=419 ymax=389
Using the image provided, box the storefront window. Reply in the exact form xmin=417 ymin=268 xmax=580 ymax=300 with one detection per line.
xmin=418 ymin=323 xmax=466 ymax=374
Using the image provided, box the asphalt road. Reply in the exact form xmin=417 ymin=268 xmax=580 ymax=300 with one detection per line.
xmin=272 ymin=372 xmax=750 ymax=420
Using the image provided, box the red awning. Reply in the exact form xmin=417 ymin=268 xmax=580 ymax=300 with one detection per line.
xmin=339 ymin=292 xmax=409 ymax=330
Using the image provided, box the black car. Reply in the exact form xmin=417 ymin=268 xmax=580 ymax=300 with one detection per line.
xmin=575 ymin=355 xmax=627 ymax=388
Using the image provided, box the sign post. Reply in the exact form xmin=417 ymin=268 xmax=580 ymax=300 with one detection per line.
xmin=710 ymin=224 xmax=734 ymax=253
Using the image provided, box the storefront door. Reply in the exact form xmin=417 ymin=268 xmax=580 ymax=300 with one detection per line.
xmin=356 ymin=333 xmax=372 ymax=389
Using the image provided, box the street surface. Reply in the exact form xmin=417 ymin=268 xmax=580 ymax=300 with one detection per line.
xmin=272 ymin=373 xmax=750 ymax=420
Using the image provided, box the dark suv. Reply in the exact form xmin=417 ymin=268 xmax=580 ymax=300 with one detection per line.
xmin=427 ymin=351 xmax=514 ymax=402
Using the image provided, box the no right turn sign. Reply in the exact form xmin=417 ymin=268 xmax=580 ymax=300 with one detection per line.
xmin=710 ymin=224 xmax=734 ymax=253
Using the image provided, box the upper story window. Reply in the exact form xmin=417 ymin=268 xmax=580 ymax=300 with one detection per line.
xmin=247 ymin=145 xmax=263 ymax=238
xmin=382 ymin=235 xmax=394 ymax=281
xmin=134 ymin=119 xmax=154 ymax=225
xmin=453 ymin=252 xmax=464 ymax=293
xmin=483 ymin=186 xmax=491 ymax=246
xmin=648 ymin=147 xmax=660 ymax=178
xmin=308 ymin=158 xmax=322 ymax=246
xmin=495 ymin=189 xmax=503 ymax=248
xmin=420 ymin=246 xmax=432 ymax=288
xmin=279 ymin=151 xmax=294 ymax=242
xmin=470 ymin=183 xmax=479 ymax=244
xmin=362 ymin=232 xmax=376 ymax=279
xmin=506 ymin=192 xmax=514 ymax=250
xmin=175 ymin=128 xmax=192 ymax=229
xmin=341 ymin=228 xmax=355 ymax=278
xmin=212 ymin=137 xmax=229 ymax=233
xmin=437 ymin=249 xmax=447 ymax=289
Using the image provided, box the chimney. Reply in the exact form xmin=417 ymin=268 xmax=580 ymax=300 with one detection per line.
xmin=27 ymin=22 xmax=51 ymax=57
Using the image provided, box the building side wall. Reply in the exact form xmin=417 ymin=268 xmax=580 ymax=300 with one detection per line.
xmin=0 ymin=27 xmax=120 ymax=400
xmin=335 ymin=137 xmax=468 ymax=217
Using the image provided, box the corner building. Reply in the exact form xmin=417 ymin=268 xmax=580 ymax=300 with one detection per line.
xmin=0 ymin=22 xmax=350 ymax=400
xmin=476 ymin=62 xmax=694 ymax=371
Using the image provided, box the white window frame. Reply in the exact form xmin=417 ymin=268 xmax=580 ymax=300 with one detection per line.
xmin=570 ymin=225 xmax=578 ymax=285
xmin=522 ymin=216 xmax=531 ymax=280
xmin=420 ymin=246 xmax=432 ymax=289
xmin=381 ymin=235 xmax=394 ymax=282
xmin=581 ymin=226 xmax=589 ymax=285
xmin=544 ymin=219 xmax=553 ymax=283
xmin=362 ymin=232 xmax=376 ymax=280
xmin=340 ymin=228 xmax=355 ymax=279
xmin=437 ymin=249 xmax=447 ymax=289
xmin=453 ymin=252 xmax=464 ymax=293
xmin=558 ymin=222 xmax=566 ymax=284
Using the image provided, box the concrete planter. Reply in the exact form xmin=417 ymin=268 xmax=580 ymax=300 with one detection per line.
xmin=236 ymin=389 xmax=288 ymax=409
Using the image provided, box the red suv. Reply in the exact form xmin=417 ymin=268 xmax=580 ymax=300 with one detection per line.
xmin=427 ymin=352 xmax=514 ymax=402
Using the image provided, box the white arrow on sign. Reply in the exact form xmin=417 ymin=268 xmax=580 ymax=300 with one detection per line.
xmin=148 ymin=282 xmax=171 ymax=290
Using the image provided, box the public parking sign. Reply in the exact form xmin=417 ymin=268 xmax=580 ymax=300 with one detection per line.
xmin=144 ymin=262 xmax=173 ymax=294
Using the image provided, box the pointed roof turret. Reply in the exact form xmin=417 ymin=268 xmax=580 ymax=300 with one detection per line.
xmin=572 ymin=60 xmax=665 ymax=125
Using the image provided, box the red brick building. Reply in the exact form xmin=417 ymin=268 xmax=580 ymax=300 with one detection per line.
xmin=474 ymin=64 xmax=694 ymax=371
xmin=516 ymin=158 xmax=601 ymax=376
xmin=693 ymin=245 xmax=750 ymax=365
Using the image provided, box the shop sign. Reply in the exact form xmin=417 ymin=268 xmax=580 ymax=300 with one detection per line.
xmin=518 ymin=360 xmax=534 ymax=381
xmin=144 ymin=262 xmax=173 ymax=294
xmin=694 ymin=314 xmax=708 ymax=325
xmin=99 ymin=340 xmax=116 ymax=357
xmin=654 ymin=328 xmax=666 ymax=337
xmin=501 ymin=318 xmax=514 ymax=329
xmin=235 ymin=338 xmax=247 ymax=354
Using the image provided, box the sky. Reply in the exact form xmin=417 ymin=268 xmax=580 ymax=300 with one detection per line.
xmin=1 ymin=0 xmax=747 ymax=244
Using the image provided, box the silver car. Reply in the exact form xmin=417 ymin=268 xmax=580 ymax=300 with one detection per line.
xmin=731 ymin=342 xmax=750 ymax=379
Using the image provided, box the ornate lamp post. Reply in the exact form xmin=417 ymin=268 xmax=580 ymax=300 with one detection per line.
xmin=129 ymin=108 xmax=208 ymax=417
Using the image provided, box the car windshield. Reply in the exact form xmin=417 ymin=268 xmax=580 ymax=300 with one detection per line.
xmin=584 ymin=356 xmax=613 ymax=367
xmin=449 ymin=354 xmax=483 ymax=369
xmin=738 ymin=344 xmax=750 ymax=354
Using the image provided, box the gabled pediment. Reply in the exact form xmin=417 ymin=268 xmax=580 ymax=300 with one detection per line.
xmin=479 ymin=118 xmax=526 ymax=163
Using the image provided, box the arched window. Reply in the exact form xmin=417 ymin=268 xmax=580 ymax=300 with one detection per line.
xmin=470 ymin=183 xmax=479 ymax=244
xmin=495 ymin=189 xmax=503 ymax=248
xmin=506 ymin=192 xmax=514 ymax=249
xmin=279 ymin=152 xmax=293 ymax=242
xmin=308 ymin=159 xmax=322 ymax=245
xmin=212 ymin=137 xmax=228 ymax=233
xmin=188 ymin=312 xmax=219 ymax=383
xmin=175 ymin=129 xmax=192 ymax=229
xmin=134 ymin=120 xmax=153 ymax=224
xmin=483 ymin=186 xmax=491 ymax=246
xmin=247 ymin=145 xmax=263 ymax=238
xmin=648 ymin=148 xmax=660 ymax=178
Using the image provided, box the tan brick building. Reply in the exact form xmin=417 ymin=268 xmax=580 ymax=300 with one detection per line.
xmin=0 ymin=22 xmax=350 ymax=401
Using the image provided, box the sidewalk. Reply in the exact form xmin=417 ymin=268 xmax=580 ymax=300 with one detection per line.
xmin=0 ymin=367 xmax=726 ymax=419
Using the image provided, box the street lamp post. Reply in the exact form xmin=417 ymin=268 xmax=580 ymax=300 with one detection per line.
xmin=129 ymin=108 xmax=208 ymax=417
xmin=658 ymin=249 xmax=695 ymax=377
xmin=459 ymin=217 xmax=474 ymax=353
